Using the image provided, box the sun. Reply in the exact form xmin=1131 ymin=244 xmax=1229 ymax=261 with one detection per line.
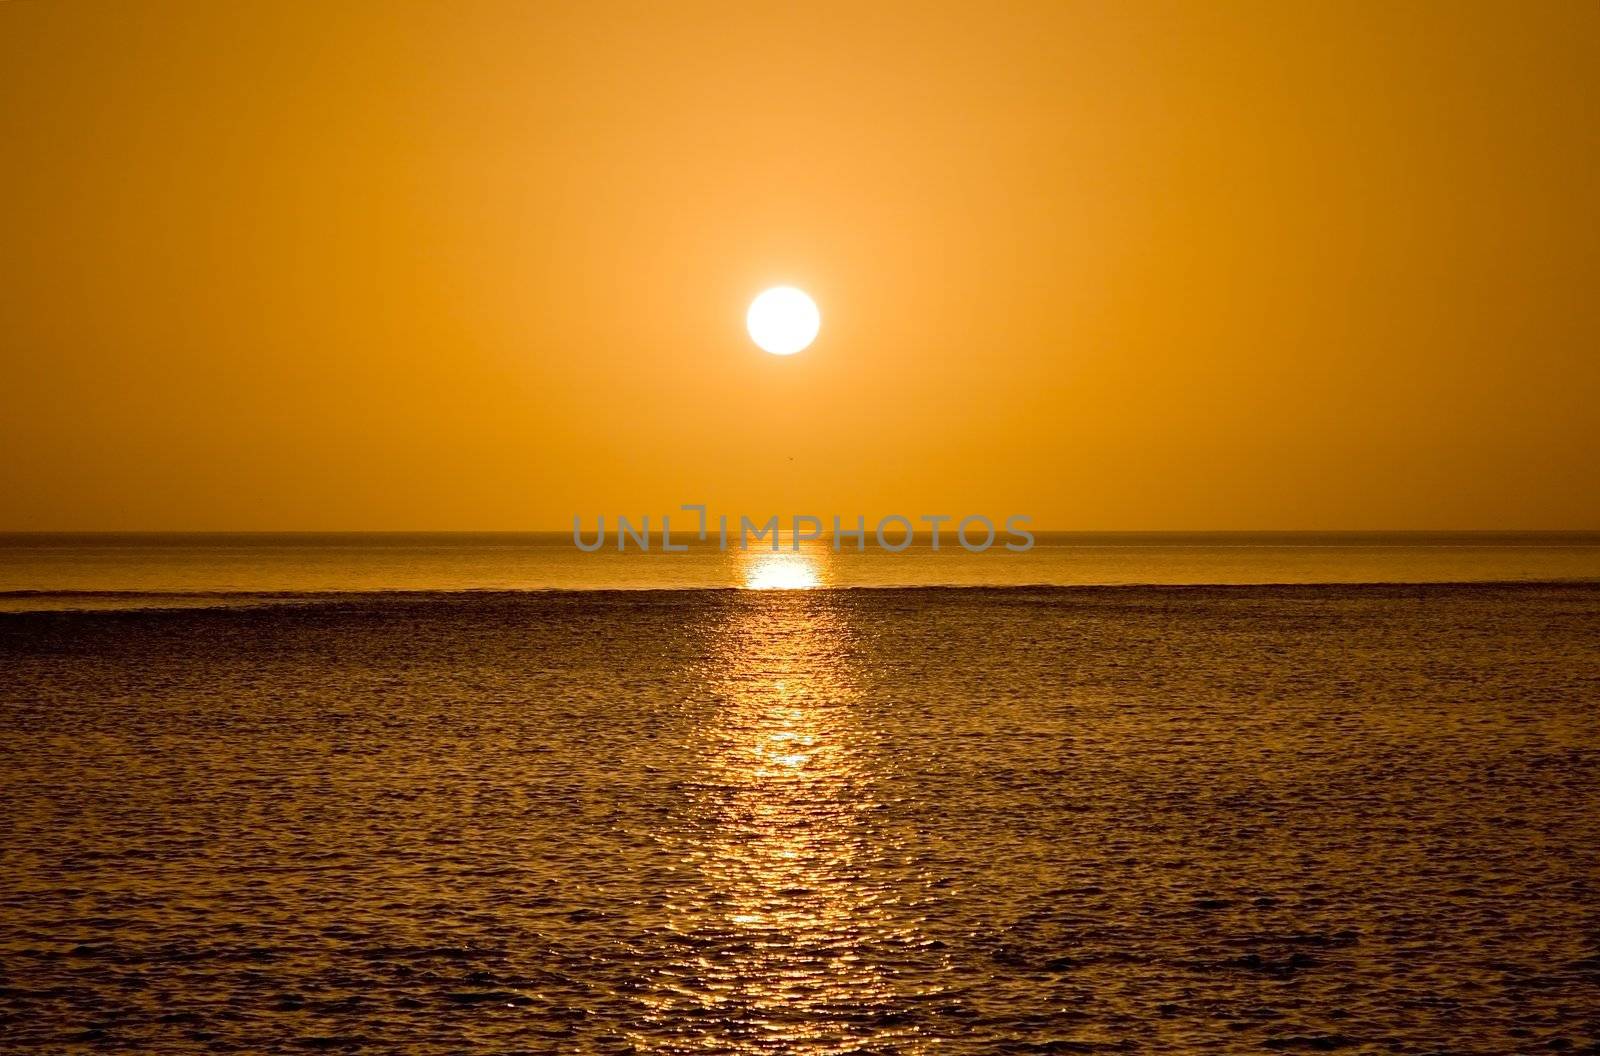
xmin=747 ymin=286 xmax=820 ymax=356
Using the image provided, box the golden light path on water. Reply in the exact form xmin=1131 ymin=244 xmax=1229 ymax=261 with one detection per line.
xmin=637 ymin=542 xmax=942 ymax=1053
xmin=738 ymin=547 xmax=827 ymax=591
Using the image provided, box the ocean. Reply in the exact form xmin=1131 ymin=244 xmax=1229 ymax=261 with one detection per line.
xmin=1 ymin=536 xmax=1597 ymax=1052
xmin=0 ymin=532 xmax=1598 ymax=606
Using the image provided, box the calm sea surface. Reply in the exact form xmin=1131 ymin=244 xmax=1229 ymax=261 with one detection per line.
xmin=0 ymin=533 xmax=1597 ymax=607
xmin=1 ymin=537 xmax=1597 ymax=1052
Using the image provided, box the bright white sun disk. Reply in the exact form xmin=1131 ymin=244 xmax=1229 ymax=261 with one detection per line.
xmin=747 ymin=287 xmax=819 ymax=356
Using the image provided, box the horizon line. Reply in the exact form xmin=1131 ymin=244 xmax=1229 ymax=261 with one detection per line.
xmin=2 ymin=529 xmax=1598 ymax=538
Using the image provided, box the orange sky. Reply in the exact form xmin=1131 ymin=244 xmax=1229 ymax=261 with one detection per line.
xmin=2 ymin=1 xmax=1596 ymax=530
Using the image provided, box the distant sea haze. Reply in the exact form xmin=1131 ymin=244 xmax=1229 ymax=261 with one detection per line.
xmin=0 ymin=532 xmax=1597 ymax=607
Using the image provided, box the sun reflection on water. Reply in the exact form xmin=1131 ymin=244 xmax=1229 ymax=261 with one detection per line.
xmin=638 ymin=585 xmax=937 ymax=1052
xmin=737 ymin=544 xmax=831 ymax=590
